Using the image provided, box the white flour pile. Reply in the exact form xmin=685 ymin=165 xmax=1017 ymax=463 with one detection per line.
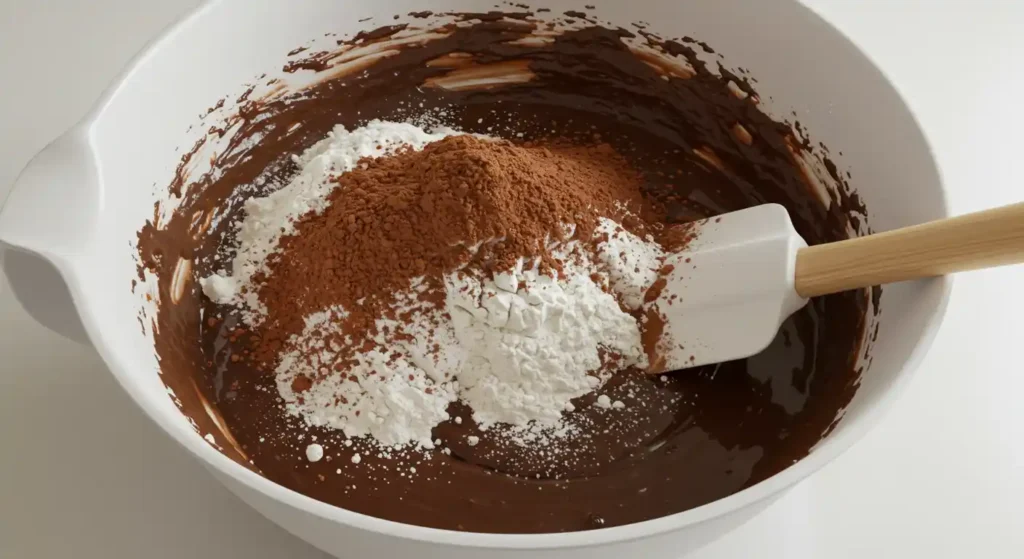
xmin=276 ymin=286 xmax=461 ymax=448
xmin=444 ymin=241 xmax=648 ymax=430
xmin=202 ymin=120 xmax=669 ymax=451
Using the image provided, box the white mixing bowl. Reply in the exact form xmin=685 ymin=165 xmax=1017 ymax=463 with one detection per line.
xmin=0 ymin=1 xmax=949 ymax=557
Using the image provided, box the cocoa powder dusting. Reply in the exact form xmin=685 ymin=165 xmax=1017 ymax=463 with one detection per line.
xmin=251 ymin=136 xmax=654 ymax=367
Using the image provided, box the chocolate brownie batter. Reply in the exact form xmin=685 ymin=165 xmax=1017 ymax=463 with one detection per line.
xmin=138 ymin=10 xmax=872 ymax=534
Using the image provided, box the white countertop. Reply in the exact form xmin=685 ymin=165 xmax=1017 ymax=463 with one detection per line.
xmin=1 ymin=1 xmax=1021 ymax=557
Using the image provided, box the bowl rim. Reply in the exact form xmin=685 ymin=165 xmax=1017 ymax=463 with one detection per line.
xmin=69 ymin=0 xmax=954 ymax=549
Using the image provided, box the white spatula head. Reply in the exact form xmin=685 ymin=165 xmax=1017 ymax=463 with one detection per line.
xmin=645 ymin=204 xmax=808 ymax=373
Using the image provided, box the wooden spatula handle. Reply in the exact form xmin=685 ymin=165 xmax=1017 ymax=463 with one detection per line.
xmin=794 ymin=202 xmax=1024 ymax=298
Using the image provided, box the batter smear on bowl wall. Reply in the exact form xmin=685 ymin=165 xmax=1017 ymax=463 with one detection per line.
xmin=136 ymin=10 xmax=874 ymax=533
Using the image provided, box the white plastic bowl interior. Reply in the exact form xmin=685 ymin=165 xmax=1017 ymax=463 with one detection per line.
xmin=0 ymin=1 xmax=949 ymax=557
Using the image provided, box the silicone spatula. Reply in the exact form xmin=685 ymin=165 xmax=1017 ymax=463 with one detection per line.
xmin=646 ymin=201 xmax=1024 ymax=373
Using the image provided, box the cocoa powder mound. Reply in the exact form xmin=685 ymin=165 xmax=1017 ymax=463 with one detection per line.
xmin=250 ymin=135 xmax=653 ymax=366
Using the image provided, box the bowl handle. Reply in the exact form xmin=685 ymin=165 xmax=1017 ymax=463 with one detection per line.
xmin=0 ymin=129 xmax=96 ymax=344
